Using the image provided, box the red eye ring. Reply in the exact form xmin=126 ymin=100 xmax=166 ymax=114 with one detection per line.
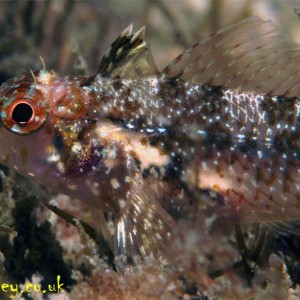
xmin=1 ymin=98 xmax=48 ymax=135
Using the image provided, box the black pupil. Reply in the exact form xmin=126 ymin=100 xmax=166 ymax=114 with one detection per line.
xmin=12 ymin=103 xmax=33 ymax=123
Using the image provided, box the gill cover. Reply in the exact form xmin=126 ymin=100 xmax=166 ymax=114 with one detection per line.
xmin=0 ymin=71 xmax=48 ymax=135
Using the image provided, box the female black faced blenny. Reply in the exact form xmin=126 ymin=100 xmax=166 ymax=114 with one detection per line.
xmin=0 ymin=17 xmax=300 ymax=258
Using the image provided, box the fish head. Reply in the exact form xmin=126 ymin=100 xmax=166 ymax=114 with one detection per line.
xmin=0 ymin=70 xmax=56 ymax=178
xmin=0 ymin=69 xmax=108 ymax=207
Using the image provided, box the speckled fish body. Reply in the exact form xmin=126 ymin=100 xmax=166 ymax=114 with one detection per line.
xmin=0 ymin=17 xmax=300 ymax=256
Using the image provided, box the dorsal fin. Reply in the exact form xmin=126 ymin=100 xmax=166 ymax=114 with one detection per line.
xmin=162 ymin=17 xmax=300 ymax=97
xmin=97 ymin=24 xmax=159 ymax=79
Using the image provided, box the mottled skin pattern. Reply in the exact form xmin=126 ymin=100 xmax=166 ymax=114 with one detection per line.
xmin=0 ymin=18 xmax=300 ymax=257
xmin=88 ymin=77 xmax=300 ymax=223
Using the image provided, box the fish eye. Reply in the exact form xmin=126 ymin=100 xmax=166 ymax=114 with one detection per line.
xmin=11 ymin=102 xmax=34 ymax=124
xmin=1 ymin=98 xmax=48 ymax=135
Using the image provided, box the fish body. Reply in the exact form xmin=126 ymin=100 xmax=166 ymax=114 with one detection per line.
xmin=0 ymin=17 xmax=300 ymax=256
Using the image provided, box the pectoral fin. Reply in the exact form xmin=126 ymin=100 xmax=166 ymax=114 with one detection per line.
xmin=114 ymin=173 xmax=181 ymax=261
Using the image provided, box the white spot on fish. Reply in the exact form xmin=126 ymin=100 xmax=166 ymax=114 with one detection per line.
xmin=257 ymin=150 xmax=263 ymax=159
xmin=67 ymin=184 xmax=78 ymax=190
xmin=111 ymin=178 xmax=120 ymax=189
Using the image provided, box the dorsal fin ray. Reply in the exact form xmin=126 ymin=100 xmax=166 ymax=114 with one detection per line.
xmin=162 ymin=17 xmax=300 ymax=97
xmin=97 ymin=25 xmax=159 ymax=79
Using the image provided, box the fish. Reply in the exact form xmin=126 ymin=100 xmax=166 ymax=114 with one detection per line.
xmin=0 ymin=16 xmax=300 ymax=258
